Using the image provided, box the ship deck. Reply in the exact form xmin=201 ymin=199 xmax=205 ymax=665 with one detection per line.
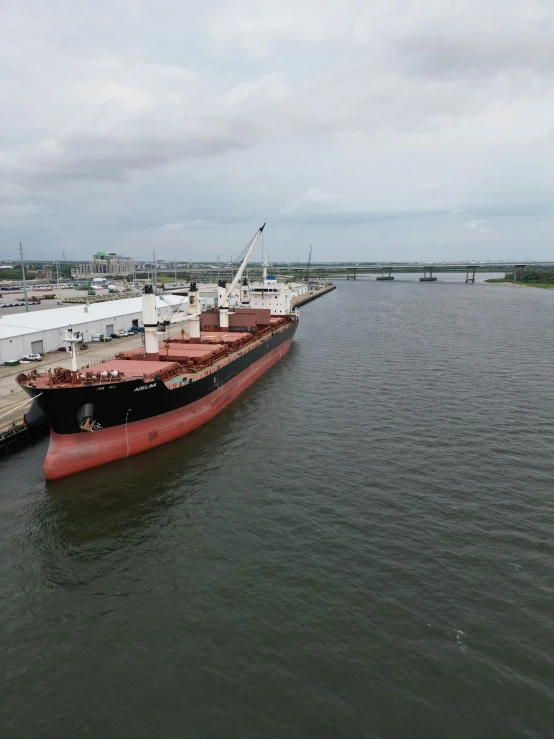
xmin=17 ymin=318 xmax=294 ymax=391
xmin=77 ymin=359 xmax=180 ymax=378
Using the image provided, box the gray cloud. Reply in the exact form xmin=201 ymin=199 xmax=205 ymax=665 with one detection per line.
xmin=1 ymin=0 xmax=554 ymax=260
xmin=3 ymin=129 xmax=249 ymax=186
xmin=393 ymin=5 xmax=554 ymax=79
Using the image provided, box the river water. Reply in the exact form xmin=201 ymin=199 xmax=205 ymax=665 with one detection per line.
xmin=1 ymin=276 xmax=553 ymax=738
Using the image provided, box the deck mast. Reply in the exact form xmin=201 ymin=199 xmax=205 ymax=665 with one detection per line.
xmin=143 ymin=285 xmax=159 ymax=360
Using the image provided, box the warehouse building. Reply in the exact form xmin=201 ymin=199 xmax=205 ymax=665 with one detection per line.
xmin=0 ymin=295 xmax=188 ymax=362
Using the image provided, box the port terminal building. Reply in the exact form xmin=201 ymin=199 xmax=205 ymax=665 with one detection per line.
xmin=0 ymin=295 xmax=187 ymax=362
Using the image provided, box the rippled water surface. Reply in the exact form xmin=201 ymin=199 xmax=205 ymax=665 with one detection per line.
xmin=1 ymin=277 xmax=554 ymax=738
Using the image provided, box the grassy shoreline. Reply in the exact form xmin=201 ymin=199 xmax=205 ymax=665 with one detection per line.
xmin=485 ymin=278 xmax=554 ymax=289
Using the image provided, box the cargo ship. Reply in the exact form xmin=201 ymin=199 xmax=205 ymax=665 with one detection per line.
xmin=17 ymin=225 xmax=299 ymax=479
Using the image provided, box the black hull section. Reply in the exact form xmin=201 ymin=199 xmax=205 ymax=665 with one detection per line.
xmin=22 ymin=321 xmax=298 ymax=436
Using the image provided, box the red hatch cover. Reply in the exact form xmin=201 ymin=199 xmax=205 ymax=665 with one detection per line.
xmin=201 ymin=332 xmax=251 ymax=343
xmin=83 ymin=359 xmax=179 ymax=377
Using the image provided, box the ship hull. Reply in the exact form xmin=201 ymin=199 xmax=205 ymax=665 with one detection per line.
xmin=43 ymin=332 xmax=295 ymax=480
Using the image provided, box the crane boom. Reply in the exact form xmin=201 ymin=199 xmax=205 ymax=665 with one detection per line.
xmin=222 ymin=224 xmax=266 ymax=307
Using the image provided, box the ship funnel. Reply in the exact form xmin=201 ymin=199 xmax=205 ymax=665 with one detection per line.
xmin=143 ymin=284 xmax=159 ymax=360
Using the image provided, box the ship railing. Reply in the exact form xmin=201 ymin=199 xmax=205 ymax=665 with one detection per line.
xmin=159 ymin=318 xmax=293 ymax=381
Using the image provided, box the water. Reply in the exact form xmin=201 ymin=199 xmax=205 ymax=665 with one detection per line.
xmin=1 ymin=278 xmax=554 ymax=738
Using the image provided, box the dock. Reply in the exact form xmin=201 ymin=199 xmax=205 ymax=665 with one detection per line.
xmin=0 ymin=418 xmax=48 ymax=454
xmin=292 ymin=283 xmax=336 ymax=308
xmin=0 ymin=331 xmax=148 ymax=454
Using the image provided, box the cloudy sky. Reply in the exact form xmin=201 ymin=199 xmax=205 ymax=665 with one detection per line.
xmin=1 ymin=0 xmax=554 ymax=262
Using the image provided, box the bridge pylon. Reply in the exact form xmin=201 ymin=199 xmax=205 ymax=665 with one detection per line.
xmin=376 ymin=267 xmax=394 ymax=281
xmin=420 ymin=266 xmax=437 ymax=282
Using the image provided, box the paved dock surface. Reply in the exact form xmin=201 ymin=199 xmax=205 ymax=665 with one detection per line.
xmin=0 ymin=287 xmax=128 ymax=315
xmin=292 ymin=283 xmax=336 ymax=308
xmin=0 ymin=332 xmax=147 ymax=435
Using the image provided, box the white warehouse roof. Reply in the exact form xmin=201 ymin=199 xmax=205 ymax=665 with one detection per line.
xmin=0 ymin=295 xmax=188 ymax=340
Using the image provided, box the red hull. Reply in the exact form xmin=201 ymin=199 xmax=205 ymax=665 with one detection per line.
xmin=44 ymin=337 xmax=293 ymax=480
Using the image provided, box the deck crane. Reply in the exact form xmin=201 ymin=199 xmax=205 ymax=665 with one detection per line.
xmin=219 ymin=224 xmax=266 ymax=328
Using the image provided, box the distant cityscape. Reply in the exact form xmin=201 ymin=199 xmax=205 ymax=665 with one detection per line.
xmin=2 ymin=249 xmax=554 ymax=286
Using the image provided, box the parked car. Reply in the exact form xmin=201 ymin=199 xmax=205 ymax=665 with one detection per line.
xmin=109 ymin=333 xmax=120 ymax=339
xmin=22 ymin=353 xmax=42 ymax=362
xmin=118 ymin=330 xmax=133 ymax=337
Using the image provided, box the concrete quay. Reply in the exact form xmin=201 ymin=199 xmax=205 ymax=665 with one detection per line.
xmin=291 ymin=283 xmax=336 ymax=308
xmin=0 ymin=332 xmax=147 ymax=453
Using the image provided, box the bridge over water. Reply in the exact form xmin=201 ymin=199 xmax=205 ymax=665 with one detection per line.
xmin=280 ymin=261 xmax=554 ymax=283
xmin=158 ymin=261 xmax=553 ymax=284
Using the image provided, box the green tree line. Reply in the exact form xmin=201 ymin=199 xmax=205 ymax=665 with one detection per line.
xmin=0 ymin=263 xmax=77 ymax=281
xmin=505 ymin=269 xmax=554 ymax=284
